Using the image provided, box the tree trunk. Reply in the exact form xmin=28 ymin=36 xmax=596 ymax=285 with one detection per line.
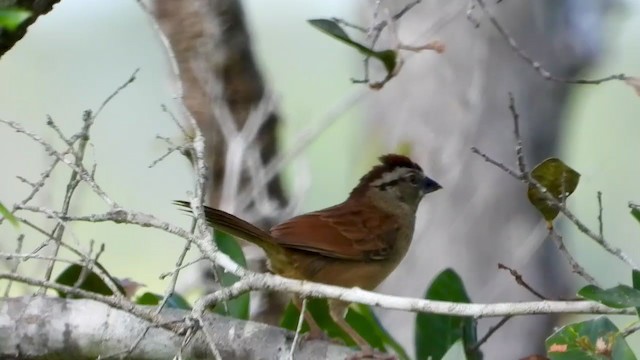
xmin=362 ymin=0 xmax=610 ymax=357
xmin=153 ymin=0 xmax=288 ymax=325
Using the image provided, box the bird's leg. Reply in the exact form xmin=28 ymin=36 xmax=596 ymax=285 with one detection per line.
xmin=292 ymin=296 xmax=327 ymax=341
xmin=328 ymin=300 xmax=396 ymax=360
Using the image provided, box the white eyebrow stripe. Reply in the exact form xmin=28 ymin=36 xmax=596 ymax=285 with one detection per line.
xmin=370 ymin=167 xmax=416 ymax=187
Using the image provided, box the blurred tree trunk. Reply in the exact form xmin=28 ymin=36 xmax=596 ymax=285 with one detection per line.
xmin=153 ymin=0 xmax=287 ymax=325
xmin=363 ymin=0 xmax=611 ymax=358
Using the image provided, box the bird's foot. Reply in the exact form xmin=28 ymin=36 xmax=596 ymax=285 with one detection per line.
xmin=346 ymin=348 xmax=396 ymax=360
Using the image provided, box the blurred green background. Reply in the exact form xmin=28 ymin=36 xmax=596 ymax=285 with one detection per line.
xmin=1 ymin=0 xmax=640 ymax=354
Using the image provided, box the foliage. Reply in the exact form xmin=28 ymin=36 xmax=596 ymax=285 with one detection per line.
xmin=0 ymin=8 xmax=30 ymax=31
xmin=136 ymin=292 xmax=191 ymax=310
xmin=308 ymin=19 xmax=397 ymax=78
xmin=527 ymin=158 xmax=580 ymax=224
xmin=0 ymin=201 xmax=18 ymax=227
xmin=545 ymin=317 xmax=636 ymax=359
xmin=415 ymin=268 xmax=481 ymax=360
xmin=210 ymin=230 xmax=250 ymax=320
xmin=55 ymin=263 xmax=125 ymax=298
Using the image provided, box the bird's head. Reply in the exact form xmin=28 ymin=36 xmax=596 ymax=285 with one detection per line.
xmin=350 ymin=154 xmax=442 ymax=212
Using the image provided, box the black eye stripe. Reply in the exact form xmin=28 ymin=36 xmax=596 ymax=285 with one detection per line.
xmin=374 ymin=172 xmax=423 ymax=190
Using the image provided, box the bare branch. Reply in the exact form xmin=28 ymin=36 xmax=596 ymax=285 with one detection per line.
xmin=473 ymin=94 xmax=637 ymax=271
xmin=597 ymin=191 xmax=604 ymax=239
xmin=3 ymin=235 xmax=25 ymax=296
xmin=548 ymin=229 xmax=598 ymax=285
xmin=498 ymin=263 xmax=547 ymax=300
xmin=473 ymin=0 xmax=626 ymax=85
xmin=508 ymin=93 xmax=526 ymax=175
xmin=469 ymin=315 xmax=512 ymax=352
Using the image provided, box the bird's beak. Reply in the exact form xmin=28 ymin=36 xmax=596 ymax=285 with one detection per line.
xmin=421 ymin=176 xmax=442 ymax=194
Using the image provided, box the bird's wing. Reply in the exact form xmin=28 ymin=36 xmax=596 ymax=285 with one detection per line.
xmin=269 ymin=201 xmax=399 ymax=261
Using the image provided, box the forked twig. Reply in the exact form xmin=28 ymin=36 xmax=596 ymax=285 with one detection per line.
xmin=473 ymin=0 xmax=626 ymax=85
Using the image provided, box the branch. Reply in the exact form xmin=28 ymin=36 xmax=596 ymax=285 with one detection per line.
xmin=18 ymin=203 xmax=633 ymax=320
xmin=191 ymin=273 xmax=631 ymax=319
xmin=498 ymin=263 xmax=547 ymax=300
xmin=548 ymin=228 xmax=598 ymax=285
xmin=0 ymin=297 xmax=357 ymax=360
xmin=472 ymin=93 xmax=637 ymax=272
xmin=473 ymin=0 xmax=627 ymax=85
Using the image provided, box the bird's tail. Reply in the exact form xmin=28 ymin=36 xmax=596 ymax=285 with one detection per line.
xmin=173 ymin=200 xmax=285 ymax=259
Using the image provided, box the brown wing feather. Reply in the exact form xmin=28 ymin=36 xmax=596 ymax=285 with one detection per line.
xmin=173 ymin=200 xmax=285 ymax=259
xmin=269 ymin=200 xmax=398 ymax=261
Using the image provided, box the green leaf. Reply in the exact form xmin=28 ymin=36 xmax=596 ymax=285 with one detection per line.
xmin=578 ymin=284 xmax=640 ymax=308
xmin=0 ymin=8 xmax=31 ymax=31
xmin=415 ymin=268 xmax=478 ymax=360
xmin=135 ymin=291 xmax=192 ymax=310
xmin=631 ymin=208 xmax=640 ymax=224
xmin=545 ymin=316 xmax=636 ymax=359
xmin=441 ymin=340 xmax=465 ymax=360
xmin=280 ymin=299 xmax=381 ymax=349
xmin=527 ymin=158 xmax=580 ymax=222
xmin=280 ymin=300 xmax=310 ymax=332
xmin=462 ymin=318 xmax=483 ymax=360
xmin=0 ymin=201 xmax=18 ymax=228
xmin=211 ymin=230 xmax=249 ymax=320
xmin=308 ymin=19 xmax=397 ymax=75
xmin=631 ymin=270 xmax=640 ymax=316
xmin=353 ymin=304 xmax=411 ymax=360
xmin=55 ymin=263 xmax=125 ymax=298
xmin=279 ymin=299 xmax=408 ymax=356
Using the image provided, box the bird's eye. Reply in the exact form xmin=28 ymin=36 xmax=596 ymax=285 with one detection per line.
xmin=407 ymin=174 xmax=419 ymax=185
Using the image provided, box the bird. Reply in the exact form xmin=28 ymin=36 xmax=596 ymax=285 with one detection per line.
xmin=175 ymin=154 xmax=441 ymax=358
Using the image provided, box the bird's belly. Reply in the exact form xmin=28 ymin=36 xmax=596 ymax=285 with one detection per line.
xmin=291 ymin=253 xmax=404 ymax=291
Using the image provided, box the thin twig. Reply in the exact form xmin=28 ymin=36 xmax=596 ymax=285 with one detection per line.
xmin=93 ymin=68 xmax=140 ymax=119
xmin=508 ymin=93 xmax=526 ymax=175
xmin=12 ymin=216 xmax=124 ymax=296
xmin=0 ymin=118 xmax=114 ymax=206
xmin=548 ymin=229 xmax=598 ymax=285
xmin=46 ymin=115 xmax=76 ymax=151
xmin=3 ymin=234 xmax=25 ymax=296
xmin=597 ymin=191 xmax=604 ymax=239
xmin=622 ymin=322 xmax=640 ymax=337
xmin=159 ymin=257 xmax=206 ymax=280
xmin=498 ymin=263 xmax=547 ymax=300
xmin=473 ymin=94 xmax=637 ymax=271
xmin=1 ymin=157 xmax=60 ymax=227
xmin=466 ymin=2 xmax=480 ymax=28
xmin=289 ymin=298 xmax=307 ymax=360
xmin=196 ymin=315 xmax=223 ymax=360
xmin=470 ymin=147 xmax=522 ymax=180
xmin=469 ymin=315 xmax=512 ymax=352
xmin=161 ymin=104 xmax=188 ymax=136
xmin=473 ymin=0 xmax=626 ymax=85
